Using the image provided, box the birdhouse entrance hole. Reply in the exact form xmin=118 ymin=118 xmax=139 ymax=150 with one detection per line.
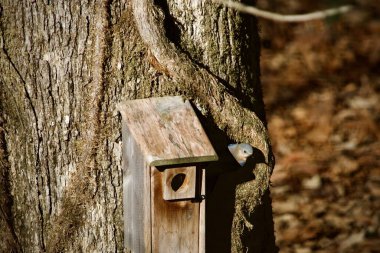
xmin=162 ymin=166 xmax=200 ymax=201
xmin=171 ymin=173 xmax=186 ymax=192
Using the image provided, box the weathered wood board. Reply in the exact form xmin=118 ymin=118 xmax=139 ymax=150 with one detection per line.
xmin=199 ymin=168 xmax=206 ymax=253
xmin=151 ymin=167 xmax=204 ymax=253
xmin=118 ymin=96 xmax=218 ymax=166
xmin=122 ymin=125 xmax=151 ymax=252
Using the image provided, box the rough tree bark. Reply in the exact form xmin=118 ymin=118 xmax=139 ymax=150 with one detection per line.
xmin=0 ymin=0 xmax=277 ymax=252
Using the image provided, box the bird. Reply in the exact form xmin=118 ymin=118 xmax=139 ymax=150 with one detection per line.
xmin=228 ymin=143 xmax=253 ymax=166
xmin=206 ymin=143 xmax=254 ymax=195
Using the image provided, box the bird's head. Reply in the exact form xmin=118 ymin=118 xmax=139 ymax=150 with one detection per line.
xmin=238 ymin=143 xmax=253 ymax=158
xmin=228 ymin=143 xmax=254 ymax=166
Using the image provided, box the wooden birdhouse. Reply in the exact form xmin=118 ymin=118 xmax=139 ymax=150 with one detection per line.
xmin=118 ymin=96 xmax=218 ymax=253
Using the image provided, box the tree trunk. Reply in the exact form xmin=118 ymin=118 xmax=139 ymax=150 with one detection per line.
xmin=0 ymin=0 xmax=277 ymax=252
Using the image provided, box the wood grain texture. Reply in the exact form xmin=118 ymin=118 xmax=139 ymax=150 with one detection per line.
xmin=122 ymin=125 xmax=151 ymax=253
xmin=151 ymin=167 xmax=203 ymax=253
xmin=163 ymin=166 xmax=196 ymax=200
xmin=199 ymin=169 xmax=206 ymax=253
xmin=118 ymin=96 xmax=218 ymax=166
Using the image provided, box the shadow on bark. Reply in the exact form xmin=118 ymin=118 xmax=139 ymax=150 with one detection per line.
xmin=0 ymin=117 xmax=22 ymax=253
xmin=195 ymin=109 xmax=277 ymax=253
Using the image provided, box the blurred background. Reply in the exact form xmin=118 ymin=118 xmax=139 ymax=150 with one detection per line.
xmin=257 ymin=0 xmax=380 ymax=252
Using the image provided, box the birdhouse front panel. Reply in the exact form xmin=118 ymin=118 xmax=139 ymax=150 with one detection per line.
xmin=151 ymin=166 xmax=205 ymax=253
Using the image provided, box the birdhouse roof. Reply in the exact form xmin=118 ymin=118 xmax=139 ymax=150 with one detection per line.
xmin=118 ymin=96 xmax=218 ymax=166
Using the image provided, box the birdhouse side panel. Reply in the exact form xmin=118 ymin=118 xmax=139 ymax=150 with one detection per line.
xmin=123 ymin=124 xmax=151 ymax=253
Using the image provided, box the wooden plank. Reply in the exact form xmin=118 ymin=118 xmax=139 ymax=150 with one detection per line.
xmin=122 ymin=123 xmax=151 ymax=253
xmin=118 ymin=96 xmax=218 ymax=166
xmin=162 ymin=166 xmax=196 ymax=200
xmin=151 ymin=167 xmax=200 ymax=253
xmin=199 ymin=168 xmax=206 ymax=253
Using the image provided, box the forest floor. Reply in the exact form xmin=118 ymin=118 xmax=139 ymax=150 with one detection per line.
xmin=258 ymin=1 xmax=380 ymax=252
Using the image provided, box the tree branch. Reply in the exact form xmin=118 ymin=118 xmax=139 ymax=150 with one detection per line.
xmin=212 ymin=0 xmax=352 ymax=22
